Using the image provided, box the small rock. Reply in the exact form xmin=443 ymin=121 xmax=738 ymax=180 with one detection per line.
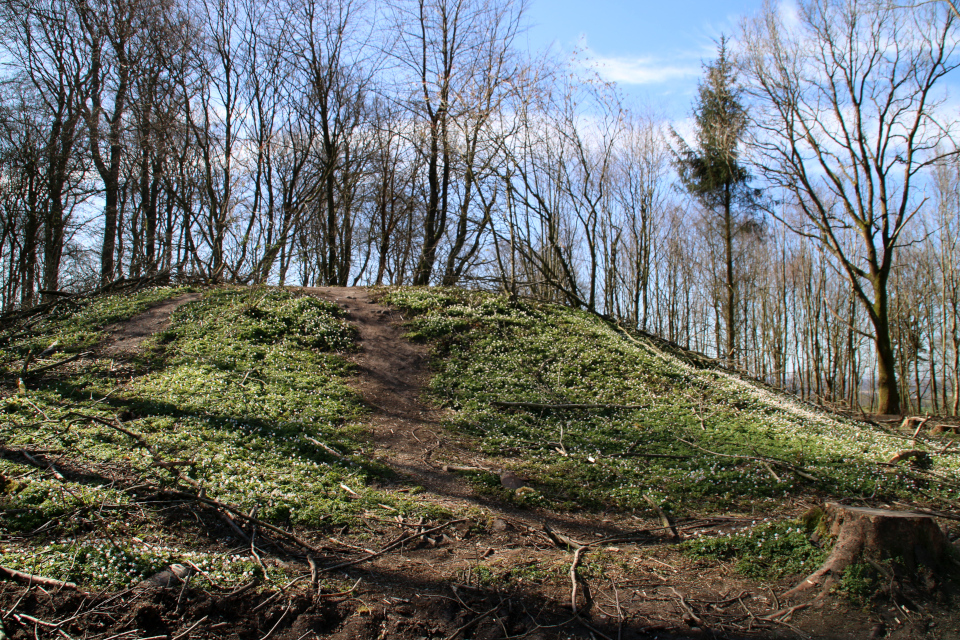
xmin=490 ymin=518 xmax=510 ymax=533
xmin=138 ymin=563 xmax=193 ymax=588
xmin=500 ymin=470 xmax=526 ymax=490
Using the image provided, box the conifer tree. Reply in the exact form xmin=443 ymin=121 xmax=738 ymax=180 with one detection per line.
xmin=674 ymin=37 xmax=756 ymax=365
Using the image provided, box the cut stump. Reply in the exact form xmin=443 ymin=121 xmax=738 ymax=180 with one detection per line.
xmin=785 ymin=502 xmax=952 ymax=599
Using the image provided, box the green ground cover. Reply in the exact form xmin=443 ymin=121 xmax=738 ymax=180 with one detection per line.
xmin=0 ymin=287 xmax=409 ymax=588
xmin=378 ymin=287 xmax=960 ymax=518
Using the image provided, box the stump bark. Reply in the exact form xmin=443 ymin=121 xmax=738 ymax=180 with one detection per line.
xmin=785 ymin=502 xmax=952 ymax=599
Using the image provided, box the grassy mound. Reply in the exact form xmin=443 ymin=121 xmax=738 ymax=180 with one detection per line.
xmin=378 ymin=287 xmax=960 ymax=517
xmin=0 ymin=287 xmax=414 ymax=589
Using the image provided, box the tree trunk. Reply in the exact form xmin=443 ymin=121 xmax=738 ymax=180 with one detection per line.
xmin=723 ymin=182 xmax=735 ymax=366
xmin=786 ymin=503 xmax=951 ymax=600
xmin=873 ymin=295 xmax=902 ymax=415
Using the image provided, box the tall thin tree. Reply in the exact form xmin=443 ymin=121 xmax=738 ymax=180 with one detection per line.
xmin=673 ymin=37 xmax=755 ymax=365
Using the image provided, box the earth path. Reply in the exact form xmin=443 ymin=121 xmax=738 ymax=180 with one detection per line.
xmin=302 ymin=286 xmax=629 ymax=537
xmin=303 ymin=287 xmax=496 ymax=508
xmin=100 ymin=292 xmax=203 ymax=356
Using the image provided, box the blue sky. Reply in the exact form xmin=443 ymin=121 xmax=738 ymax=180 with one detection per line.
xmin=523 ymin=0 xmax=767 ymax=118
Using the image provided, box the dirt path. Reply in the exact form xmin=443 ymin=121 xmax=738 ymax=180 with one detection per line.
xmin=301 ymin=287 xmax=644 ymax=541
xmin=100 ymin=293 xmax=202 ymax=356
xmin=302 ymin=288 xmax=484 ymax=505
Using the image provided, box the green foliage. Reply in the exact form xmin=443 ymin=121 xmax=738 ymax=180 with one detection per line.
xmin=681 ymin=519 xmax=828 ymax=579
xmin=836 ymin=562 xmax=881 ymax=603
xmin=0 ymin=286 xmax=427 ymax=589
xmin=0 ymin=540 xmax=269 ymax=589
xmin=2 ymin=288 xmax=190 ymax=362
xmin=378 ymin=287 xmax=960 ymax=514
xmin=674 ymin=37 xmax=752 ymax=210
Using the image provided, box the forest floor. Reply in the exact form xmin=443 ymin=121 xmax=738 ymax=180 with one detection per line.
xmin=1 ymin=285 xmax=959 ymax=640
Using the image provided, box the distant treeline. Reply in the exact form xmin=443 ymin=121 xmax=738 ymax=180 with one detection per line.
xmin=1 ymin=0 xmax=958 ymax=415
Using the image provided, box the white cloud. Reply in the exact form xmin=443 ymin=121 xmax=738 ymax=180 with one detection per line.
xmin=586 ymin=54 xmax=701 ymax=85
xmin=571 ymin=37 xmax=700 ymax=86
xmin=777 ymin=0 xmax=802 ymax=31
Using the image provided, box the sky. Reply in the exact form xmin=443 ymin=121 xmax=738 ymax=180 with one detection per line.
xmin=522 ymin=0 xmax=768 ymax=119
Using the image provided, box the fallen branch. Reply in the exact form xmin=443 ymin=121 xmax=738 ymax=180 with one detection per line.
xmin=171 ymin=616 xmax=207 ymax=640
xmin=569 ymin=545 xmax=591 ymax=615
xmin=168 ymin=490 xmax=330 ymax=557
xmin=318 ymin=578 xmax=362 ymax=599
xmin=0 ymin=565 xmax=77 ymax=590
xmin=322 ymin=519 xmax=468 ymax=572
xmin=18 ymin=449 xmax=66 ymax=481
xmin=677 ymin=438 xmax=818 ymax=482
xmin=909 ymin=417 xmax=932 ymax=442
xmin=23 ymin=352 xmax=91 ymax=378
xmin=644 ymin=494 xmax=679 ymax=539
xmin=543 ymin=523 xmax=586 ymax=549
xmin=442 ymin=464 xmax=492 ymax=473
xmin=68 ymin=411 xmax=198 ymax=486
xmin=892 ymin=504 xmax=960 ymax=522
xmin=443 ymin=603 xmax=503 ymax=640
xmin=668 ymin=587 xmax=705 ymax=629
xmin=492 ymin=401 xmax=647 ymax=411
xmin=304 ymin=436 xmax=346 ymax=460
xmin=760 ymin=601 xmax=811 ymax=622
xmin=612 ymin=452 xmax=691 ymax=460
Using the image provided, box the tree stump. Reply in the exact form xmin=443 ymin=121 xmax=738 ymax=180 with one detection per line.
xmin=785 ymin=502 xmax=952 ymax=599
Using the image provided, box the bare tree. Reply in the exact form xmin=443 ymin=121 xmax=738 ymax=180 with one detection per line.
xmin=741 ymin=0 xmax=960 ymax=414
xmin=389 ymin=0 xmax=526 ymax=286
xmin=0 ymin=0 xmax=93 ymax=300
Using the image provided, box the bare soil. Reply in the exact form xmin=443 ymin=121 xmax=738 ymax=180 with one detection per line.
xmin=100 ymin=293 xmax=203 ymax=357
xmin=4 ymin=287 xmax=960 ymax=640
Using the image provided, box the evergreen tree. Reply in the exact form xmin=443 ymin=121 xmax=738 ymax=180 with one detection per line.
xmin=674 ymin=37 xmax=757 ymax=366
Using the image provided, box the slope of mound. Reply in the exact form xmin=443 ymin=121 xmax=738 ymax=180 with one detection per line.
xmin=1 ymin=284 xmax=958 ymax=640
xmin=379 ymin=287 xmax=959 ymax=517
xmin=0 ymin=287 xmax=419 ymax=589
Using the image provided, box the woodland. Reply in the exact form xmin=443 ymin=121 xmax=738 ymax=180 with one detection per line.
xmin=2 ymin=0 xmax=960 ymax=417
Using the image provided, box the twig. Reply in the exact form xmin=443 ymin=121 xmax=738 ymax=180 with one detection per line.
xmin=318 ymin=578 xmax=362 ymax=598
xmin=23 ymin=352 xmax=91 ymax=378
xmin=0 ymin=566 xmax=77 ymax=590
xmin=759 ymin=601 xmax=811 ymax=621
xmin=492 ymin=401 xmax=647 ymax=411
xmin=569 ymin=546 xmax=591 ymax=614
xmin=259 ymin=604 xmax=290 ymax=640
xmin=610 ymin=452 xmax=692 ymax=460
xmin=442 ymin=464 xmax=493 ymax=473
xmin=18 ymin=450 xmax=66 ymax=481
xmin=677 ymin=438 xmax=818 ymax=481
xmin=761 ymin=461 xmax=782 ymax=482
xmin=218 ymin=509 xmax=251 ymax=542
xmin=443 ymin=603 xmax=503 ymax=640
xmin=167 ymin=489 xmax=328 ymax=556
xmin=171 ymin=615 xmax=207 ymax=640
xmin=322 ymin=519 xmax=467 ymax=571
xmin=543 ymin=523 xmax=586 ymax=549
xmin=643 ymin=494 xmax=679 ymax=539
xmin=68 ymin=411 xmax=199 ymax=486
xmin=668 ymin=587 xmax=704 ymax=629
xmin=911 ymin=417 xmax=932 ymax=442
xmin=305 ymin=436 xmax=346 ymax=460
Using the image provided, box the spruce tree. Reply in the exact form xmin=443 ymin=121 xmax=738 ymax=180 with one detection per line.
xmin=674 ymin=37 xmax=755 ymax=366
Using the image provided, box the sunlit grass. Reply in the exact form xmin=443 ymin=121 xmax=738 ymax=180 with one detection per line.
xmin=378 ymin=286 xmax=959 ymax=515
